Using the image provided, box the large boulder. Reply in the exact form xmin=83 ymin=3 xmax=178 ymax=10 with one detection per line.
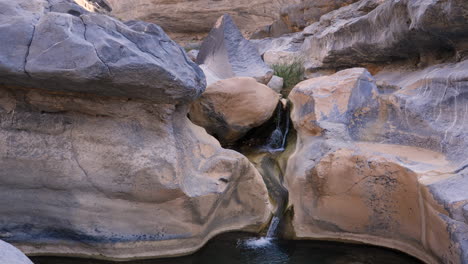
xmin=104 ymin=0 xmax=300 ymax=41
xmin=286 ymin=66 xmax=468 ymax=264
xmin=0 ymin=240 xmax=33 ymax=264
xmin=289 ymin=68 xmax=379 ymax=135
xmin=190 ymin=77 xmax=280 ymax=145
xmin=196 ymin=15 xmax=273 ymax=85
xmin=0 ymin=0 xmax=272 ymax=260
xmin=0 ymin=0 xmax=206 ymax=104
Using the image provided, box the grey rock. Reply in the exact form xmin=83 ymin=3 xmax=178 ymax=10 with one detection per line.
xmin=429 ymin=174 xmax=468 ymax=222
xmin=0 ymin=0 xmax=206 ymax=104
xmin=302 ymin=0 xmax=468 ymax=69
xmin=267 ymin=75 xmax=284 ymax=93
xmin=187 ymin=49 xmax=199 ymax=62
xmin=196 ymin=14 xmax=273 ymax=84
xmin=372 ymin=60 xmax=468 ymax=163
xmin=464 ymin=204 xmax=468 ymax=224
xmin=0 ymin=240 xmax=33 ymax=264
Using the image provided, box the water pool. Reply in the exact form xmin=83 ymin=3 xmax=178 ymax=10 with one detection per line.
xmin=31 ymin=233 xmax=422 ymax=264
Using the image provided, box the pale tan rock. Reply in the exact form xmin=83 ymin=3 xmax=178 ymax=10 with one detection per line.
xmin=190 ymin=77 xmax=280 ymax=145
xmin=0 ymin=87 xmax=272 ymax=260
xmin=289 ymin=68 xmax=379 ymax=135
xmin=105 ymin=0 xmax=300 ymax=40
xmin=285 ymin=142 xmax=461 ymax=264
xmin=286 ymin=66 xmax=468 ymax=264
xmin=264 ymin=50 xmax=301 ymax=66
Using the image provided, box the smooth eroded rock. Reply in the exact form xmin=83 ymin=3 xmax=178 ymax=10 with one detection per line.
xmin=196 ymin=14 xmax=273 ymax=85
xmin=0 ymin=0 xmax=205 ymax=104
xmin=105 ymin=0 xmax=300 ymax=39
xmin=286 ymin=65 xmax=468 ymax=264
xmin=190 ymin=77 xmax=280 ymax=145
xmin=289 ymin=68 xmax=379 ymax=135
xmin=0 ymin=87 xmax=272 ymax=259
xmin=302 ymin=0 xmax=468 ymax=69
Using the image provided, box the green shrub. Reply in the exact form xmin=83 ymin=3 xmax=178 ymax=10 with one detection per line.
xmin=272 ymin=58 xmax=305 ymax=97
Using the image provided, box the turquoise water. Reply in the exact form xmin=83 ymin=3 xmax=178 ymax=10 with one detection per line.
xmin=31 ymin=233 xmax=422 ymax=264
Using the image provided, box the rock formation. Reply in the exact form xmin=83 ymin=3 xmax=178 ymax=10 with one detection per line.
xmin=104 ymin=0 xmax=300 ymax=41
xmin=196 ymin=15 xmax=273 ymax=85
xmin=0 ymin=0 xmax=206 ymax=104
xmin=286 ymin=64 xmax=468 ymax=263
xmin=252 ymin=0 xmax=361 ymax=38
xmin=0 ymin=240 xmax=34 ymax=264
xmin=302 ymin=0 xmax=468 ymax=70
xmin=190 ymin=77 xmax=280 ymax=145
xmin=0 ymin=0 xmax=272 ymax=260
xmin=1 ymin=0 xmax=467 ymax=263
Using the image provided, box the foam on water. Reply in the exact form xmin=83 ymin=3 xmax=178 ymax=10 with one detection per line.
xmin=242 ymin=237 xmax=273 ymax=249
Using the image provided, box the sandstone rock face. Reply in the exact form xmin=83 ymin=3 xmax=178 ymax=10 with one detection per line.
xmin=190 ymin=77 xmax=280 ymax=145
xmin=0 ymin=0 xmax=205 ymax=104
xmin=286 ymin=66 xmax=468 ymax=264
xmin=0 ymin=240 xmax=33 ymax=264
xmin=196 ymin=15 xmax=273 ymax=85
xmin=0 ymin=0 xmax=272 ymax=260
xmin=105 ymin=0 xmax=300 ymax=39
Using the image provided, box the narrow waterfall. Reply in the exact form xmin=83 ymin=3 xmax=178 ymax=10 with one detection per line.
xmin=266 ymin=216 xmax=280 ymax=238
xmin=242 ymin=101 xmax=291 ymax=248
xmin=262 ymin=102 xmax=290 ymax=153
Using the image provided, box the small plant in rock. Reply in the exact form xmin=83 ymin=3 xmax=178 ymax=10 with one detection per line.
xmin=272 ymin=58 xmax=305 ymax=97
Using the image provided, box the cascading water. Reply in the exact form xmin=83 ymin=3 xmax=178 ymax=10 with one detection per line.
xmin=266 ymin=216 xmax=280 ymax=238
xmin=262 ymin=102 xmax=290 ymax=153
xmin=243 ymin=101 xmax=291 ymax=248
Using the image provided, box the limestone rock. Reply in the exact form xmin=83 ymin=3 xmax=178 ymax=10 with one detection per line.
xmin=0 ymin=0 xmax=271 ymax=260
xmin=286 ymin=65 xmax=468 ymax=264
xmin=0 ymin=0 xmax=206 ymax=104
xmin=289 ymin=68 xmax=379 ymax=135
xmin=251 ymin=0 xmax=361 ymax=38
xmin=196 ymin=15 xmax=273 ymax=84
xmin=301 ymin=0 xmax=468 ymax=69
xmin=190 ymin=77 xmax=280 ymax=145
xmin=105 ymin=0 xmax=300 ymax=40
xmin=0 ymin=86 xmax=271 ymax=260
xmin=0 ymin=240 xmax=33 ymax=264
xmin=280 ymin=0 xmax=361 ymax=32
xmin=267 ymin=76 xmax=284 ymax=93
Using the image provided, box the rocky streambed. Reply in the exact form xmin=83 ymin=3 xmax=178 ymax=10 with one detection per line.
xmin=0 ymin=0 xmax=467 ymax=264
